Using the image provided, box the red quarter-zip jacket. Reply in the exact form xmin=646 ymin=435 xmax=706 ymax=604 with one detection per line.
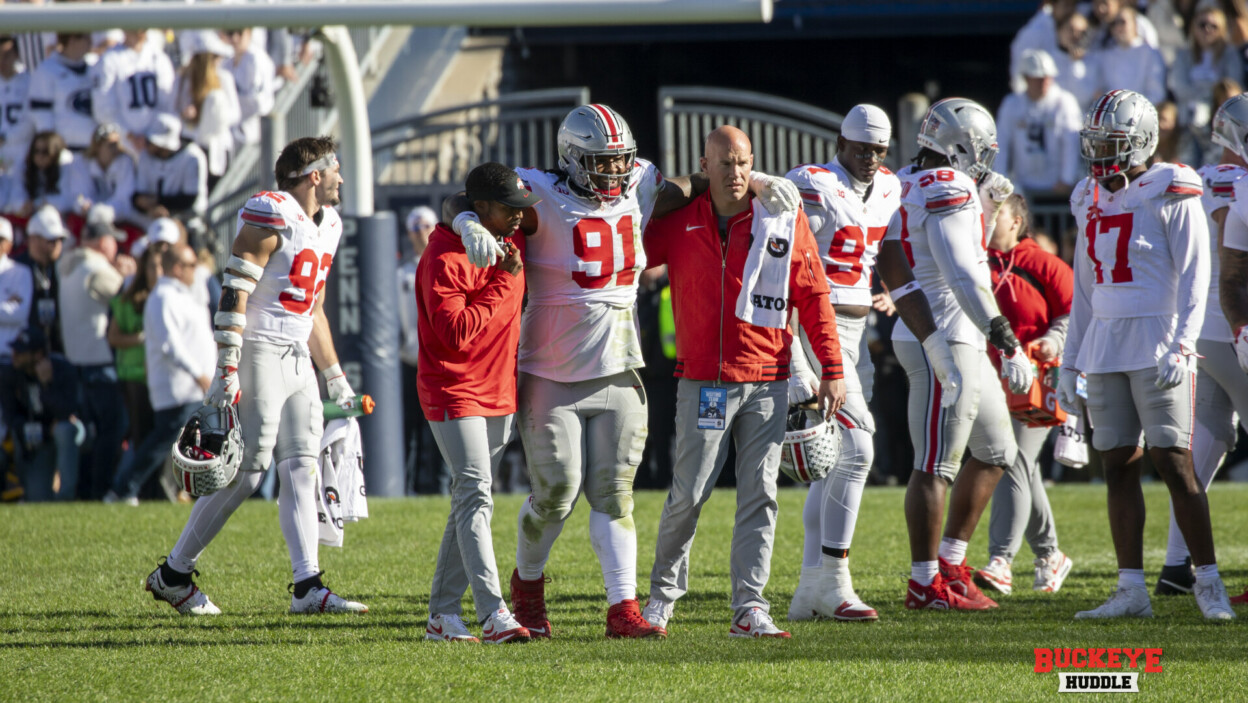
xmin=644 ymin=191 xmax=843 ymax=383
xmin=987 ymin=237 xmax=1072 ymax=346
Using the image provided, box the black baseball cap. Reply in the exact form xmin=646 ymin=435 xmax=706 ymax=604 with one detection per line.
xmin=466 ymin=162 xmax=541 ymax=209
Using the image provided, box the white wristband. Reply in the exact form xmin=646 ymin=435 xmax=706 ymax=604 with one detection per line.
xmin=226 ymin=255 xmax=264 ymax=280
xmin=214 ymin=311 xmax=247 ymax=328
xmin=452 ymin=211 xmax=481 ymax=236
xmin=223 ymin=273 xmax=257 ymax=294
xmin=214 ymin=330 xmax=243 ymax=347
xmin=891 ymin=280 xmax=922 ymax=300
xmin=321 ymin=363 xmax=344 ymax=381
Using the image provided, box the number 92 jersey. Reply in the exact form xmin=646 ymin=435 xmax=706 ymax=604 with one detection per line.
xmin=235 ymin=190 xmax=343 ymax=345
xmin=516 ymin=159 xmax=663 ymax=383
xmin=786 ymin=161 xmax=900 ymax=305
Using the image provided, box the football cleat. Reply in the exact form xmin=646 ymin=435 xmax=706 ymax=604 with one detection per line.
xmin=145 ymin=563 xmax=221 ymax=616
xmin=1074 ymin=587 xmax=1153 ymax=619
xmin=1194 ymin=579 xmax=1236 ymax=622
xmin=606 ymin=599 xmax=667 ymax=639
xmin=1033 ymin=551 xmax=1073 ymax=593
xmin=642 ymin=598 xmax=674 ymax=630
xmin=290 ymin=586 xmax=368 ymax=614
xmin=818 ymin=595 xmax=879 ymax=622
xmin=973 ymin=556 xmax=1013 ymax=595
xmin=482 ymin=608 xmax=532 ymax=644
xmin=509 ymin=569 xmax=552 ymax=639
xmin=787 ymin=566 xmax=821 ymax=621
xmin=1155 ymin=557 xmax=1194 ymax=596
xmin=426 ymin=613 xmax=479 ymax=642
xmin=940 ymin=558 xmax=998 ymax=609
xmin=905 ymin=575 xmax=952 ymax=610
xmin=730 ymin=607 xmax=791 ymax=639
xmin=1230 ymin=586 xmax=1248 ymax=606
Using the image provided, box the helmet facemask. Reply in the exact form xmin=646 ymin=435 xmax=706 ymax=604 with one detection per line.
xmin=564 ymin=147 xmax=636 ymax=204
xmin=1080 ymin=129 xmax=1139 ymax=180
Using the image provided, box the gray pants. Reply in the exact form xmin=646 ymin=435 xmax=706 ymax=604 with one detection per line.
xmin=650 ymin=378 xmax=785 ymax=619
xmin=428 ymin=414 xmax=514 ymax=622
xmin=238 ymin=339 xmax=323 ymax=472
xmin=1086 ymin=367 xmax=1194 ymax=451
xmin=987 ymin=419 xmax=1059 ymax=562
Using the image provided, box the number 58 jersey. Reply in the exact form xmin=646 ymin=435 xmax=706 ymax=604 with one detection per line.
xmin=236 ymin=190 xmax=343 ymax=345
xmin=516 ymin=159 xmax=663 ymax=383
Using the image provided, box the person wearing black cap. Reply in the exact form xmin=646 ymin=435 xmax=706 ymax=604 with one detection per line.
xmin=417 ymin=162 xmax=534 ymax=643
xmin=0 ymin=326 xmax=81 ymax=501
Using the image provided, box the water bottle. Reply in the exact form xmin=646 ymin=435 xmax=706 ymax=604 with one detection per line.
xmin=322 ymin=394 xmax=375 ymax=420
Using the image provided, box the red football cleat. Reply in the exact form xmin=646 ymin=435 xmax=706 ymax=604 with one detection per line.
xmin=940 ymin=558 xmax=999 ymax=610
xmin=906 ymin=573 xmax=953 ymax=610
xmin=605 ymin=599 xmax=667 ymax=639
xmin=510 ymin=569 xmax=553 ymax=639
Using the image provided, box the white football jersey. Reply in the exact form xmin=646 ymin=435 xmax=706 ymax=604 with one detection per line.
xmin=1197 ymin=164 xmax=1245 ymax=343
xmin=1063 ymin=163 xmax=1210 ymax=374
xmin=516 ymin=159 xmax=663 ymax=382
xmin=27 ymin=52 xmax=99 ymax=149
xmin=887 ymin=164 xmax=992 ymax=349
xmin=236 ymin=190 xmax=343 ymax=345
xmin=995 ymin=87 xmax=1083 ymax=192
xmin=92 ymin=41 xmax=175 ymax=139
xmin=786 ymin=160 xmax=900 ymax=306
xmin=0 ymin=69 xmax=32 ymax=172
xmin=135 ymin=143 xmax=208 ymax=217
xmin=69 ymin=152 xmax=139 ymax=223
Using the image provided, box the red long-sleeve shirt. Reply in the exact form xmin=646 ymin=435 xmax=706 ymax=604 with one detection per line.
xmin=988 ymin=237 xmax=1072 ymax=346
xmin=644 ymin=191 xmax=843 ymax=382
xmin=416 ymin=225 xmax=524 ymax=420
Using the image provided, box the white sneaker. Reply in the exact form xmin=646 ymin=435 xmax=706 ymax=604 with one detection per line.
xmin=812 ymin=561 xmax=879 ymax=622
xmin=642 ymin=598 xmax=674 ymax=629
xmin=290 ymin=585 xmax=369 ymax=614
xmin=1074 ymin=587 xmax=1152 ymax=619
xmin=730 ymin=607 xmax=791 ymax=638
xmin=1194 ymin=578 xmax=1236 ymax=622
xmin=1034 ymin=551 xmax=1073 ymax=593
xmin=425 ymin=613 xmax=479 ymax=642
xmin=145 ymin=565 xmax=220 ymax=616
xmin=973 ymin=556 xmax=1014 ymax=595
xmin=481 ymin=608 xmax=531 ymax=644
xmin=787 ymin=566 xmax=821 ymax=621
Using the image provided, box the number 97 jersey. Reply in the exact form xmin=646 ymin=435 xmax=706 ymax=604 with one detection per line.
xmin=236 ymin=190 xmax=343 ymax=345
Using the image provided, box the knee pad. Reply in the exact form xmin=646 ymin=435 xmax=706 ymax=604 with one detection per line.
xmin=529 ymin=481 xmax=580 ymax=523
xmin=1145 ymin=424 xmax=1186 ymax=450
xmin=832 ymin=428 xmax=873 ymax=482
xmin=588 ymin=489 xmax=634 ymax=520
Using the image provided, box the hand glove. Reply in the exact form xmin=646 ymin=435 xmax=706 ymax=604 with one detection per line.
xmin=978 ymin=172 xmax=1014 ymax=204
xmin=323 ymin=364 xmax=357 ymax=411
xmin=922 ymin=333 xmax=962 ymax=408
xmin=1000 ymin=347 xmax=1035 ymax=395
xmin=453 ymin=212 xmax=505 ymax=268
xmin=749 ymin=172 xmax=800 ymax=215
xmin=1155 ymin=347 xmax=1194 ymax=390
xmin=787 ymin=369 xmax=818 ymax=405
xmin=1057 ymin=366 xmax=1083 ymax=415
xmin=1234 ymin=326 xmax=1248 ymax=373
xmin=205 ymin=347 xmax=241 ymax=407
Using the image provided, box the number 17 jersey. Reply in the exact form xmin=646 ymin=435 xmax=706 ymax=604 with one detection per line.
xmin=515 ymin=160 xmax=663 ymax=383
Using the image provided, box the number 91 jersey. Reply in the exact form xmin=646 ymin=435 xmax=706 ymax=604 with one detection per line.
xmin=516 ymin=159 xmax=663 ymax=383
xmin=236 ymin=190 xmax=343 ymax=345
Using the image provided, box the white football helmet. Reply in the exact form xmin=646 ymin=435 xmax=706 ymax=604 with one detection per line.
xmin=1212 ymin=92 xmax=1248 ymax=163
xmin=778 ymin=406 xmax=841 ymax=484
xmin=1080 ymin=89 xmax=1158 ymax=180
xmin=172 ymin=405 xmax=242 ymax=496
xmin=557 ymin=104 xmax=637 ymax=203
xmin=916 ymin=97 xmax=999 ymax=183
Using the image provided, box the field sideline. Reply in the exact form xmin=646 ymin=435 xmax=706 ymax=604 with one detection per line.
xmin=2 ymin=483 xmax=1247 ymax=701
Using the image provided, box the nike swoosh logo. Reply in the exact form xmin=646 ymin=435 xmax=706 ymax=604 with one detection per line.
xmin=882 ymin=192 xmax=892 ymax=198
xmin=527 ymin=626 xmax=548 ymax=635
xmin=429 ymin=624 xmax=443 ymax=634
xmin=737 ymin=623 xmax=751 ymax=632
xmin=686 ymin=224 xmax=705 ymax=231
xmin=908 ymin=589 xmax=927 ymax=602
xmin=1138 ymin=180 xmax=1153 ymax=187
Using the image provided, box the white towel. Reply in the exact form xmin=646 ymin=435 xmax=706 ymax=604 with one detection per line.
xmin=315 ymin=417 xmax=369 ymax=548
xmin=735 ymin=200 xmax=797 ymax=329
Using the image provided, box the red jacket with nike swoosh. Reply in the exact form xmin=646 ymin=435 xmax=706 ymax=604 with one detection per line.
xmin=644 ymin=191 xmax=843 ymax=383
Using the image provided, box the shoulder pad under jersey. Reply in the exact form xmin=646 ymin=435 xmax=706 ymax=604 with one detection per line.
xmin=786 ymin=163 xmax=837 ymax=211
xmin=1070 ymin=176 xmax=1095 ymax=211
xmin=240 ymin=190 xmax=293 ymax=231
xmin=1230 ymin=177 xmax=1248 ymax=221
xmin=1199 ymin=163 xmax=1246 ymax=204
xmin=915 ymin=168 xmax=976 ymax=214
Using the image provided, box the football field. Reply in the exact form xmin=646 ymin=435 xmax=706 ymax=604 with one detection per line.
xmin=2 ymin=483 xmax=1247 ymax=702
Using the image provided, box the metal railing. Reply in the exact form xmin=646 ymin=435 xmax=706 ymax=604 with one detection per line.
xmin=1029 ymin=199 xmax=1078 ymax=260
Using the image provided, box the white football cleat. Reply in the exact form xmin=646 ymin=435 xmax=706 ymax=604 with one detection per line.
xmin=973 ymin=556 xmax=1013 ymax=595
xmin=481 ymin=608 xmax=531 ymax=644
xmin=145 ymin=564 xmax=221 ymax=616
xmin=1074 ymin=587 xmax=1153 ymax=620
xmin=290 ymin=586 xmax=369 ymax=614
xmin=1034 ymin=551 xmax=1073 ymax=593
xmin=1194 ymin=578 xmax=1236 ymax=622
xmin=730 ymin=607 xmax=791 ymax=638
xmin=816 ymin=593 xmax=879 ymax=622
xmin=426 ymin=613 xmax=479 ymax=642
xmin=787 ymin=566 xmax=821 ymax=621
xmin=642 ymin=598 xmax=674 ymax=630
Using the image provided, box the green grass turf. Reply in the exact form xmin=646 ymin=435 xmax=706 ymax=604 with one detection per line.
xmin=2 ymin=483 xmax=1247 ymax=702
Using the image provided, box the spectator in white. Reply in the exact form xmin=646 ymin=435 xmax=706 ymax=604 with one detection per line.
xmin=73 ymin=123 xmax=140 ymax=230
xmin=398 ymin=205 xmax=447 ymax=494
xmin=0 ymin=325 xmax=81 ymax=501
xmin=1170 ymin=4 xmax=1244 ymax=166
xmin=92 ymin=28 xmax=176 ymax=154
xmin=0 ymin=34 xmax=34 ymax=175
xmin=1009 ymin=0 xmax=1078 ymax=93
xmin=109 ymin=242 xmax=212 ymax=504
xmin=996 ymin=49 xmax=1084 ymax=197
xmin=133 ymin=113 xmax=207 ymax=227
xmin=1145 ymin=0 xmax=1192 ymax=66
xmin=7 ymin=132 xmax=89 ymax=220
xmin=223 ymin=28 xmax=275 ymax=149
xmin=26 ymin=32 xmax=98 ymax=152
xmin=1096 ymin=6 xmax=1168 ymax=106
xmin=1089 ymin=0 xmax=1160 ymax=51
xmin=15 ymin=205 xmax=66 ymax=354
xmin=1053 ymin=11 xmax=1101 ymax=111
xmin=174 ymin=36 xmax=240 ymax=192
xmin=0 ymin=216 xmax=31 ymax=357
xmin=57 ymin=212 xmax=126 ymax=499
xmin=84 ymin=204 xmax=136 ymax=279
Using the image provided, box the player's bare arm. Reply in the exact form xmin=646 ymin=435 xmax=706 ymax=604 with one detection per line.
xmin=876 ymin=240 xmax=939 ymax=341
xmin=205 ymin=223 xmax=279 ymax=407
xmin=651 ymin=172 xmax=709 ymax=217
xmin=307 ymin=288 xmax=340 ymax=372
xmin=1220 ymin=246 xmax=1248 ymax=332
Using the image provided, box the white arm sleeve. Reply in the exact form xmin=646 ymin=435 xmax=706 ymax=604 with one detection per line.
xmin=1165 ymin=197 xmax=1210 ymax=353
xmin=1224 ymin=202 xmax=1248 ymax=252
xmin=926 ymin=206 xmax=1001 ymax=335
